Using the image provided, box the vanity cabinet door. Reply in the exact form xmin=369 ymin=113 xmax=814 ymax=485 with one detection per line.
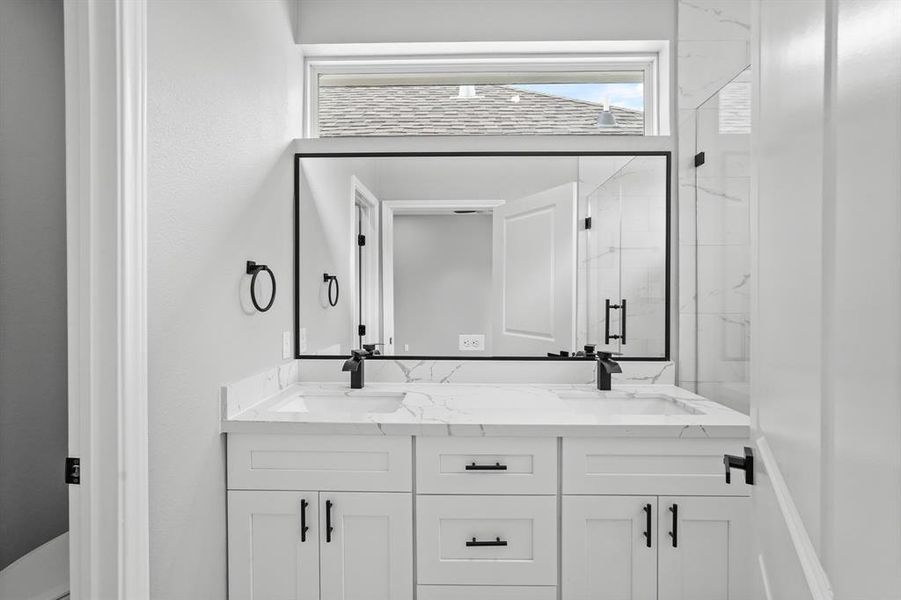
xmin=319 ymin=492 xmax=413 ymax=600
xmin=227 ymin=490 xmax=320 ymax=600
xmin=562 ymin=496 xmax=657 ymax=600
xmin=657 ymin=496 xmax=750 ymax=600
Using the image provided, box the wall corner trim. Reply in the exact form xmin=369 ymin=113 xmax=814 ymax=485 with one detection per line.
xmin=63 ymin=0 xmax=150 ymax=598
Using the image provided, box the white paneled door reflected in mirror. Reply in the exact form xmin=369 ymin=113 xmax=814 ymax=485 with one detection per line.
xmin=295 ymin=154 xmax=669 ymax=360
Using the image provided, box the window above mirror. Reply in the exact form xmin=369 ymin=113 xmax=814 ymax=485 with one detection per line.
xmin=304 ymin=45 xmax=666 ymax=137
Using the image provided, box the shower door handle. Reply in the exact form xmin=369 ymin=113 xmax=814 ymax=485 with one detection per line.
xmin=605 ymin=299 xmax=626 ymax=345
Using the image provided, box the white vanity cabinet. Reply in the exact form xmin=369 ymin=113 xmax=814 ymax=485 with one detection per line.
xmin=227 ymin=490 xmax=321 ymax=600
xmin=561 ymin=438 xmax=752 ymax=600
xmin=226 ymin=435 xmax=414 ymax=600
xmin=226 ymin=433 xmax=750 ymax=600
xmin=562 ymin=495 xmax=749 ymax=600
xmin=562 ymin=496 xmax=659 ymax=600
xmin=657 ymin=496 xmax=750 ymax=600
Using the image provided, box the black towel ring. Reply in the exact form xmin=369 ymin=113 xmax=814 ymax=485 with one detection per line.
xmin=323 ymin=273 xmax=339 ymax=307
xmin=246 ymin=261 xmax=276 ymax=312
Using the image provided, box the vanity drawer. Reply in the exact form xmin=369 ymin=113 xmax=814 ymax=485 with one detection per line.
xmin=416 ymin=495 xmax=557 ymax=586
xmin=416 ymin=437 xmax=557 ymax=494
xmin=227 ymin=434 xmax=412 ymax=491
xmin=562 ymin=438 xmax=751 ymax=496
xmin=418 ymin=586 xmax=556 ymax=600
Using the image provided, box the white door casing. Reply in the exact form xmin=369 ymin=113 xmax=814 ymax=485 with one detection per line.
xmin=64 ymin=0 xmax=150 ymax=598
xmin=380 ymin=199 xmax=504 ymax=355
xmin=352 ymin=176 xmax=380 ymax=347
xmin=491 ymin=182 xmax=577 ymax=355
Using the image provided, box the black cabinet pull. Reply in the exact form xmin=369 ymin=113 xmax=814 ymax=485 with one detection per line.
xmin=466 ymin=537 xmax=508 ymax=547
xmin=668 ymin=504 xmax=678 ymax=548
xmin=642 ymin=503 xmax=652 ymax=548
xmin=300 ymin=498 xmax=309 ymax=542
xmin=465 ymin=462 xmax=507 ymax=471
xmin=325 ymin=499 xmax=334 ymax=543
xmin=605 ymin=299 xmax=627 ymax=344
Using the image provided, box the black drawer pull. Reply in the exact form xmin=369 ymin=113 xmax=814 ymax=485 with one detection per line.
xmin=668 ymin=504 xmax=678 ymax=548
xmin=300 ymin=498 xmax=309 ymax=542
xmin=325 ymin=499 xmax=334 ymax=543
xmin=642 ymin=503 xmax=652 ymax=548
xmin=465 ymin=462 xmax=507 ymax=471
xmin=466 ymin=537 xmax=508 ymax=547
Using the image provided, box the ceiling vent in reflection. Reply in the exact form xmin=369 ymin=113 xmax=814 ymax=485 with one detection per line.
xmin=596 ymin=99 xmax=618 ymax=127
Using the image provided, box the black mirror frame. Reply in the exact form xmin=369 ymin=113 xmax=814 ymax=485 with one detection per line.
xmin=293 ymin=151 xmax=671 ymax=362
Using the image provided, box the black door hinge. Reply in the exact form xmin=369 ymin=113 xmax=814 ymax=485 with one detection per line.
xmin=66 ymin=457 xmax=80 ymax=484
xmin=358 ymin=324 xmax=366 ymax=336
xmin=357 ymin=234 xmax=366 ymax=246
xmin=694 ymin=152 xmax=706 ymax=167
xmin=584 ymin=217 xmax=592 ymax=230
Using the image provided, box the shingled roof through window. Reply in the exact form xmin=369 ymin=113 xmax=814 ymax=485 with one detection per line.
xmin=318 ymin=84 xmax=644 ymax=136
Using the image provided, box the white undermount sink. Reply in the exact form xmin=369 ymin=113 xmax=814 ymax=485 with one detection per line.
xmin=556 ymin=391 xmax=699 ymax=416
xmin=274 ymin=391 xmax=405 ymax=415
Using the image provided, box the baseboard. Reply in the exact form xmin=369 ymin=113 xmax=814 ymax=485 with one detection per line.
xmin=0 ymin=532 xmax=69 ymax=600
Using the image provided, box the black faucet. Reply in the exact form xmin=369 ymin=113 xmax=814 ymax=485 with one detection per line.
xmin=596 ymin=351 xmax=622 ymax=391
xmin=342 ymin=349 xmax=371 ymax=389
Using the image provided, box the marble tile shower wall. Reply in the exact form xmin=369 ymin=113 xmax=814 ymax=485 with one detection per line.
xmin=677 ymin=0 xmax=751 ymax=413
xmin=577 ymin=157 xmax=667 ymax=357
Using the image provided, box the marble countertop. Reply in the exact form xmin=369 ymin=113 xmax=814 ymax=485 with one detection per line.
xmin=221 ymin=381 xmax=749 ymax=438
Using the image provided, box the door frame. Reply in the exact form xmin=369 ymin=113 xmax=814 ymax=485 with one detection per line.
xmin=351 ymin=176 xmax=381 ymax=348
xmin=380 ymin=199 xmax=505 ymax=354
xmin=64 ymin=0 xmax=150 ymax=597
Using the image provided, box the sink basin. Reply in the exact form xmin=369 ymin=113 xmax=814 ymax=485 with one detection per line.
xmin=274 ymin=391 xmax=405 ymax=415
xmin=557 ymin=392 xmax=698 ymax=416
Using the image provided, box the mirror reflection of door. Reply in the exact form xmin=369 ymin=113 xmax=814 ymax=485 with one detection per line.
xmin=491 ymin=183 xmax=577 ymax=355
xmin=353 ymin=177 xmax=380 ymax=351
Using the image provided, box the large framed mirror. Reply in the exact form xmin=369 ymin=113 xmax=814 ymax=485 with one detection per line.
xmin=294 ymin=152 xmax=670 ymax=360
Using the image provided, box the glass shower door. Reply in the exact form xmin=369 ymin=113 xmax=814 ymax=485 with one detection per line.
xmin=580 ymin=156 xmax=668 ymax=359
xmin=582 ymin=166 xmax=623 ymax=355
xmin=617 ymin=156 xmax=668 ymax=359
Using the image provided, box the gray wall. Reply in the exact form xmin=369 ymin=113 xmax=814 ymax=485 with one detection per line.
xmin=0 ymin=0 xmax=68 ymax=571
xmin=148 ymin=1 xmax=300 ymax=596
xmin=298 ymin=0 xmax=675 ymax=43
xmin=393 ymin=215 xmax=492 ymax=355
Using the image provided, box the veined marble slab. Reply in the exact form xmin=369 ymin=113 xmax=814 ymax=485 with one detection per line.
xmin=221 ymin=377 xmax=749 ymax=438
xmin=220 ymin=359 xmax=676 ymax=421
xmin=297 ymin=358 xmax=675 ymax=386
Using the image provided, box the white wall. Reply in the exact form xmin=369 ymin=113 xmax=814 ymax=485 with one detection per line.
xmin=752 ymin=0 xmax=901 ymax=596
xmin=147 ymin=1 xmax=300 ymax=597
xmin=375 ymin=155 xmax=578 ymax=201
xmin=0 ymin=0 xmax=68 ymax=572
xmin=298 ymin=158 xmax=378 ymax=354
xmin=394 ymin=214 xmax=492 ymax=355
xmin=297 ymin=0 xmax=675 ymax=44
